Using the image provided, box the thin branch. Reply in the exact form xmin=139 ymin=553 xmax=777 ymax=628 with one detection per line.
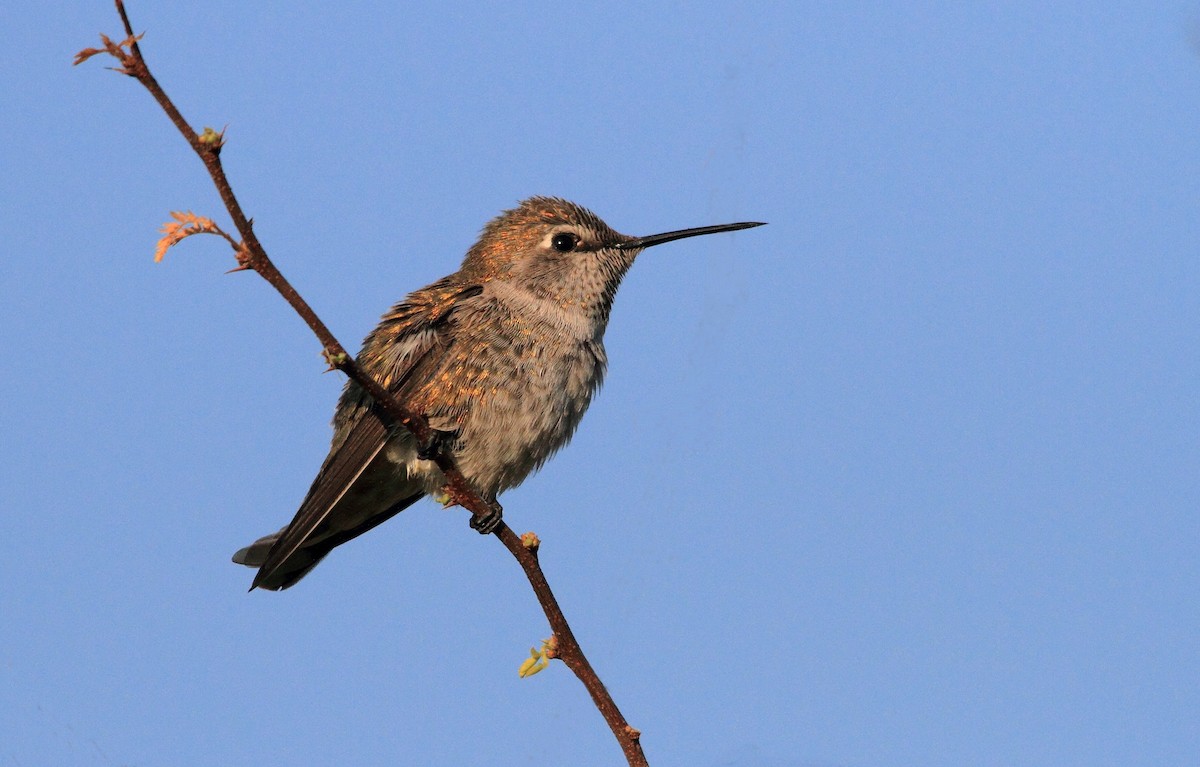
xmin=79 ymin=3 xmax=647 ymax=765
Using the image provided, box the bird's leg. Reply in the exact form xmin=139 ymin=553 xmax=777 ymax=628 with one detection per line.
xmin=437 ymin=482 xmax=504 ymax=534
xmin=469 ymin=497 xmax=504 ymax=534
xmin=417 ymin=427 xmax=460 ymax=461
xmin=419 ymin=426 xmax=502 ymax=534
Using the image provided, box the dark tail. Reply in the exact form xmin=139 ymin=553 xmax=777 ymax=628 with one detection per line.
xmin=232 ymin=493 xmax=423 ymax=591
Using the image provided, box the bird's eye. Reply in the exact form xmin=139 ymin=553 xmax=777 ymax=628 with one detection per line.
xmin=551 ymin=232 xmax=580 ymax=253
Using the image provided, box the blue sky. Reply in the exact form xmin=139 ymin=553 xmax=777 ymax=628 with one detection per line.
xmin=2 ymin=2 xmax=1198 ymax=765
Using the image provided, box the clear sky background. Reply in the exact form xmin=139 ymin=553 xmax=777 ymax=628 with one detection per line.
xmin=2 ymin=2 xmax=1197 ymax=765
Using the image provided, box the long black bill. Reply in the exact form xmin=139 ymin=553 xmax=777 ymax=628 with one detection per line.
xmin=615 ymin=221 xmax=766 ymax=250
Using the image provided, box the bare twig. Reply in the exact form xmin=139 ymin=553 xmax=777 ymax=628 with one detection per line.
xmin=78 ymin=3 xmax=647 ymax=765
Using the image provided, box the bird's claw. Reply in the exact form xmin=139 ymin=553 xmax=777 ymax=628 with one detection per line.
xmin=469 ymin=501 xmax=503 ymax=534
xmin=418 ymin=427 xmax=460 ymax=461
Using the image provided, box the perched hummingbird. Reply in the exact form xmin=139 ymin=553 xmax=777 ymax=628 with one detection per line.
xmin=233 ymin=197 xmax=764 ymax=590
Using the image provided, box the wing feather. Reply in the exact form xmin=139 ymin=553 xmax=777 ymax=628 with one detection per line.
xmin=249 ymin=282 xmax=478 ymax=590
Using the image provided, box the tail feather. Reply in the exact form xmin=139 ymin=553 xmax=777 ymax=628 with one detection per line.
xmin=232 ymin=529 xmax=282 ymax=567
xmin=231 ymin=527 xmax=324 ymax=591
xmin=233 ymin=492 xmax=424 ymax=591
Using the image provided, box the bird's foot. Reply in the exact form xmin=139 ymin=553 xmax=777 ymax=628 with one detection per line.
xmin=417 ymin=427 xmax=460 ymax=461
xmin=469 ymin=499 xmax=503 ymax=535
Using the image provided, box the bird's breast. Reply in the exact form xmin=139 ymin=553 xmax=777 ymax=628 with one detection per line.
xmin=435 ymin=286 xmax=608 ymax=496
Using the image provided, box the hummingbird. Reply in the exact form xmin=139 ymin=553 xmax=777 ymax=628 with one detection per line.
xmin=233 ymin=197 xmax=764 ymax=590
